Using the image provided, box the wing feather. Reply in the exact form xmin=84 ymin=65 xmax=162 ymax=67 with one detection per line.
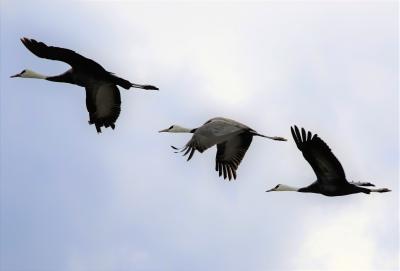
xmin=21 ymin=37 xmax=106 ymax=71
xmin=215 ymin=133 xmax=253 ymax=180
xmin=291 ymin=125 xmax=346 ymax=185
xmin=180 ymin=120 xmax=245 ymax=161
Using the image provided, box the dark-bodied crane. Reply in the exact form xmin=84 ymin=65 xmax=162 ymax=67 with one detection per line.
xmin=11 ymin=38 xmax=158 ymax=133
xmin=266 ymin=126 xmax=391 ymax=196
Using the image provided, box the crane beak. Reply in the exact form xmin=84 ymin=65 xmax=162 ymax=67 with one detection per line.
xmin=10 ymin=73 xmax=21 ymax=78
xmin=158 ymin=128 xmax=169 ymax=133
xmin=266 ymin=188 xmax=274 ymax=192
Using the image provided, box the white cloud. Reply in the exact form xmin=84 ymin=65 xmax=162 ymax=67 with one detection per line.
xmin=292 ymin=198 xmax=398 ymax=270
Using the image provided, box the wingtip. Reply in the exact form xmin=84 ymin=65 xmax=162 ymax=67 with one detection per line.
xmin=21 ymin=37 xmax=31 ymax=43
xmin=301 ymin=127 xmax=306 ymax=138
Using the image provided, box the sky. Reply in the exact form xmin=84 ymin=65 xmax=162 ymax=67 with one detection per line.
xmin=0 ymin=1 xmax=398 ymax=271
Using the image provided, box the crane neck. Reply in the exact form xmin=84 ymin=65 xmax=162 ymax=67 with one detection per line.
xmin=173 ymin=126 xmax=193 ymax=133
xmin=21 ymin=70 xmax=48 ymax=79
xmin=267 ymin=184 xmax=300 ymax=192
xmin=278 ymin=185 xmax=299 ymax=191
xmin=46 ymin=70 xmax=74 ymax=84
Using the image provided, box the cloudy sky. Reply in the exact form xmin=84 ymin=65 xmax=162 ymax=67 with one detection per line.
xmin=0 ymin=1 xmax=398 ymax=270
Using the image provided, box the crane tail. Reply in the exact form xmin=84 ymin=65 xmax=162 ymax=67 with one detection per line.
xmin=252 ymin=132 xmax=287 ymax=141
xmin=350 ymin=181 xmax=375 ymax=187
xmin=111 ymin=74 xmax=159 ymax=90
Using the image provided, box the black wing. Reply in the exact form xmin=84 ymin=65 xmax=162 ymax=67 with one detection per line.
xmin=215 ymin=133 xmax=253 ymax=180
xmin=85 ymin=83 xmax=121 ymax=133
xmin=21 ymin=38 xmax=159 ymax=90
xmin=21 ymin=37 xmax=106 ymax=71
xmin=291 ymin=126 xmax=346 ymax=185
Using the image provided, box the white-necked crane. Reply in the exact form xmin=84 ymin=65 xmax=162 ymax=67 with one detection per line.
xmin=159 ymin=117 xmax=287 ymax=180
xmin=11 ymin=37 xmax=158 ymax=133
xmin=266 ymin=125 xmax=391 ymax=196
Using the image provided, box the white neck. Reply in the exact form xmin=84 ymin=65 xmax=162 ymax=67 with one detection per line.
xmin=275 ymin=184 xmax=299 ymax=192
xmin=170 ymin=126 xmax=192 ymax=133
xmin=21 ymin=70 xmax=47 ymax=79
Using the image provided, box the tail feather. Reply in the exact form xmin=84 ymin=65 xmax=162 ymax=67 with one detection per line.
xmin=350 ymin=181 xmax=375 ymax=187
xmin=251 ymin=132 xmax=287 ymax=141
xmin=368 ymin=188 xmax=391 ymax=193
xmin=356 ymin=185 xmax=391 ymax=194
xmin=111 ymin=74 xmax=158 ymax=90
xmin=135 ymin=84 xmax=159 ymax=90
xmin=359 ymin=187 xmax=371 ymax=194
xmin=111 ymin=75 xmax=133 ymax=89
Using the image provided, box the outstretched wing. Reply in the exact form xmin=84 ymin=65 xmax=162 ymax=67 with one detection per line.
xmin=21 ymin=37 xmax=105 ymax=71
xmin=178 ymin=118 xmax=248 ymax=161
xmin=21 ymin=38 xmax=159 ymax=90
xmin=291 ymin=126 xmax=346 ymax=185
xmin=178 ymin=133 xmax=218 ymax=161
xmin=215 ymin=133 xmax=253 ymax=180
xmin=85 ymin=83 xmax=121 ymax=133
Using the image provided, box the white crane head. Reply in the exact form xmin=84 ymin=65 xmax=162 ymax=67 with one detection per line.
xmin=266 ymin=184 xmax=298 ymax=192
xmin=159 ymin=125 xmax=192 ymax=133
xmin=10 ymin=69 xmax=46 ymax=79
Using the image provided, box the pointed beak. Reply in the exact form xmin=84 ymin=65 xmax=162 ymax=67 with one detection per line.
xmin=159 ymin=128 xmax=169 ymax=133
xmin=266 ymin=188 xmax=274 ymax=192
xmin=10 ymin=73 xmax=20 ymax=78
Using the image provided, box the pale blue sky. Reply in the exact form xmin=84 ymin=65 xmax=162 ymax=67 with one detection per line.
xmin=1 ymin=1 xmax=398 ymax=271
